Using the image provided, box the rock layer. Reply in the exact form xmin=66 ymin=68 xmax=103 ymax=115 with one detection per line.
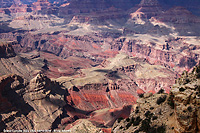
xmin=0 ymin=73 xmax=66 ymax=131
xmin=0 ymin=41 xmax=16 ymax=58
xmin=171 ymin=64 xmax=200 ymax=132
xmin=112 ymin=63 xmax=200 ymax=133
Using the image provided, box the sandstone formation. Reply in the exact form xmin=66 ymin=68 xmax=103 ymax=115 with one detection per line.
xmin=129 ymin=0 xmax=163 ymax=19
xmin=31 ymin=0 xmax=52 ymax=11
xmin=57 ymin=53 xmax=177 ymax=111
xmin=112 ymin=63 xmax=200 ymax=133
xmin=1 ymin=30 xmax=199 ymax=74
xmin=171 ymin=64 xmax=200 ymax=132
xmin=154 ymin=6 xmax=200 ymax=36
xmin=0 ymin=73 xmax=66 ymax=132
xmin=0 ymin=41 xmax=16 ymax=58
xmin=0 ymin=73 xmax=134 ymax=132
xmin=0 ymin=42 xmax=47 ymax=80
xmin=0 ymin=0 xmax=200 ymax=132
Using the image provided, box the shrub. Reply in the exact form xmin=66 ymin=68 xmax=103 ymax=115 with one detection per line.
xmin=126 ymin=118 xmax=130 ymax=122
xmin=167 ymin=94 xmax=175 ymax=109
xmin=117 ymin=117 xmax=124 ymax=123
xmin=179 ymin=87 xmax=185 ymax=92
xmin=133 ymin=116 xmax=142 ymax=126
xmin=140 ymin=119 xmax=151 ymax=132
xmin=152 ymin=116 xmax=158 ymax=120
xmin=138 ymin=93 xmax=144 ymax=98
xmin=156 ymin=95 xmax=167 ymax=105
xmin=157 ymin=89 xmax=164 ymax=94
xmin=187 ymin=106 xmax=192 ymax=112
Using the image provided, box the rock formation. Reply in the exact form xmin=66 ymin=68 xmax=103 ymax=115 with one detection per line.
xmin=0 ymin=42 xmax=47 ymax=80
xmin=153 ymin=6 xmax=200 ymax=35
xmin=0 ymin=41 xmax=16 ymax=58
xmin=57 ymin=53 xmax=177 ymax=112
xmin=0 ymin=0 xmax=200 ymax=132
xmin=112 ymin=63 xmax=200 ymax=133
xmin=31 ymin=0 xmax=52 ymax=11
xmin=170 ymin=64 xmax=200 ymax=132
xmin=0 ymin=73 xmax=66 ymax=132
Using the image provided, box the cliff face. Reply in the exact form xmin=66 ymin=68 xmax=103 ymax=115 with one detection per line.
xmin=171 ymin=64 xmax=200 ymax=132
xmin=2 ymin=31 xmax=199 ymax=74
xmin=1 ymin=56 xmax=199 ymax=132
xmin=0 ymin=42 xmax=16 ymax=58
xmin=0 ymin=73 xmax=66 ymax=131
xmin=31 ymin=0 xmax=52 ymax=11
xmin=112 ymin=63 xmax=200 ymax=133
xmin=0 ymin=0 xmax=200 ymax=131
xmin=57 ymin=53 xmax=176 ymax=112
xmin=0 ymin=0 xmax=14 ymax=8
xmin=153 ymin=6 xmax=200 ymax=36
xmin=0 ymin=42 xmax=49 ymax=80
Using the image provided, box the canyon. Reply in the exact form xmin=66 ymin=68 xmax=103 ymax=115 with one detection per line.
xmin=0 ymin=0 xmax=200 ymax=132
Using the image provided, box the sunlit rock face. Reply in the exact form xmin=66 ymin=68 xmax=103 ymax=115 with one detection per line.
xmin=0 ymin=42 xmax=16 ymax=58
xmin=112 ymin=63 xmax=200 ymax=133
xmin=0 ymin=73 xmax=66 ymax=131
xmin=0 ymin=0 xmax=200 ymax=132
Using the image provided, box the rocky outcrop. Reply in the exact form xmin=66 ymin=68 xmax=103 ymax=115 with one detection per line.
xmin=152 ymin=6 xmax=200 ymax=36
xmin=59 ymin=105 xmax=132 ymax=132
xmin=112 ymin=92 xmax=172 ymax=133
xmin=0 ymin=42 xmax=16 ymax=58
xmin=0 ymin=0 xmax=14 ymax=8
xmin=58 ymin=53 xmax=177 ymax=112
xmin=0 ymin=74 xmax=32 ymax=132
xmin=128 ymin=0 xmax=163 ymax=21
xmin=0 ymin=42 xmax=47 ymax=80
xmin=70 ymin=7 xmax=126 ymax=24
xmin=31 ymin=0 xmax=53 ymax=13
xmin=2 ymin=31 xmax=198 ymax=73
xmin=23 ymin=73 xmax=66 ymax=130
xmin=0 ymin=0 xmax=56 ymax=14
xmin=113 ymin=37 xmax=200 ymax=73
xmin=0 ymin=73 xmax=66 ymax=131
xmin=8 ymin=4 xmax=30 ymax=13
xmin=1 ymin=30 xmax=198 ymax=78
xmin=0 ymin=74 xmax=25 ymax=114
xmin=65 ymin=82 xmax=137 ymax=111
xmin=156 ymin=6 xmax=200 ymax=24
xmin=170 ymin=64 xmax=200 ymax=133
xmin=58 ymin=0 xmax=109 ymax=17
xmin=112 ymin=63 xmax=200 ymax=133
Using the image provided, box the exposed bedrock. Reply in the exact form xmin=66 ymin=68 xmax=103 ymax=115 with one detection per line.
xmin=0 ymin=73 xmax=66 ymax=131
xmin=59 ymin=53 xmax=177 ymax=112
xmin=113 ymin=38 xmax=200 ymax=72
xmin=1 ymin=32 xmax=198 ymax=73
xmin=66 ymin=82 xmax=137 ymax=111
xmin=0 ymin=41 xmax=16 ymax=58
xmin=112 ymin=63 xmax=200 ymax=133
